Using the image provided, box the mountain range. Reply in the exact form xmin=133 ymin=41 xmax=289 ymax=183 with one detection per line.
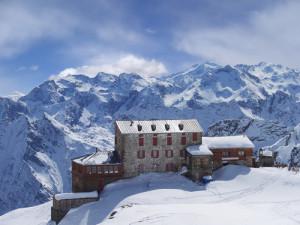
xmin=1 ymin=62 xmax=300 ymax=215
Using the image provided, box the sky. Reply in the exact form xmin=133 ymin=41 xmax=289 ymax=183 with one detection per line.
xmin=0 ymin=0 xmax=299 ymax=96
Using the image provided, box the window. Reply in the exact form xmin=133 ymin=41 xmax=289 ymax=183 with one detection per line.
xmin=139 ymin=134 xmax=144 ymax=146
xmin=181 ymin=136 xmax=187 ymax=145
xmin=180 ymin=149 xmax=185 ymax=157
xmin=137 ymin=164 xmax=144 ymax=173
xmin=167 ymin=134 xmax=172 ymax=145
xmin=166 ymin=163 xmax=175 ymax=171
xmin=192 ymin=133 xmax=198 ymax=141
xmin=222 ymin=151 xmax=229 ymax=157
xmin=109 ymin=166 xmax=114 ymax=174
xmin=104 ymin=166 xmax=109 ymax=174
xmin=238 ymin=151 xmax=245 ymax=156
xmin=165 ymin=149 xmax=173 ymax=158
xmin=91 ymin=166 xmax=97 ymax=174
xmin=153 ymin=134 xmax=158 ymax=146
xmin=137 ymin=150 xmax=145 ymax=159
xmin=97 ymin=166 xmax=102 ymax=174
xmin=151 ymin=150 xmax=159 ymax=158
xmin=114 ymin=166 xmax=119 ymax=173
xmin=86 ymin=166 xmax=91 ymax=174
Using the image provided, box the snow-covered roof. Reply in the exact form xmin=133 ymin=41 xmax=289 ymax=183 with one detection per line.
xmin=260 ymin=150 xmax=273 ymax=157
xmin=202 ymin=135 xmax=254 ymax=149
xmin=116 ymin=119 xmax=203 ymax=134
xmin=186 ymin=144 xmax=213 ymax=156
xmin=55 ymin=191 xmax=98 ymax=201
xmin=73 ymin=150 xmax=112 ymax=165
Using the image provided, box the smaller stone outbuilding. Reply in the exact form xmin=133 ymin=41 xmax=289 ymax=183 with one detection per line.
xmin=51 ymin=191 xmax=98 ymax=224
xmin=259 ymin=149 xmax=277 ymax=167
xmin=185 ymin=144 xmax=213 ymax=181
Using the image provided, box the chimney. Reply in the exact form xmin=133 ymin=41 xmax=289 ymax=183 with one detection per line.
xmin=137 ymin=124 xmax=142 ymax=131
xmin=151 ymin=124 xmax=156 ymax=131
xmin=165 ymin=123 xmax=170 ymax=131
xmin=178 ymin=123 xmax=184 ymax=130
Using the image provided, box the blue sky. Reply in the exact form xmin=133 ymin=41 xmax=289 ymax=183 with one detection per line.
xmin=0 ymin=0 xmax=299 ymax=95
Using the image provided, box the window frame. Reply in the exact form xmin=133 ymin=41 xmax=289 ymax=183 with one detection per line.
xmin=139 ymin=134 xmax=144 ymax=146
xmin=165 ymin=149 xmax=173 ymax=158
xmin=151 ymin=150 xmax=159 ymax=158
xmin=137 ymin=150 xmax=145 ymax=159
xmin=152 ymin=135 xmax=158 ymax=146
xmin=192 ymin=132 xmax=198 ymax=141
xmin=181 ymin=136 xmax=187 ymax=145
xmin=167 ymin=133 xmax=172 ymax=145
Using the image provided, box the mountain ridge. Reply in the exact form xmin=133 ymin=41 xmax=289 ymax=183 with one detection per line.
xmin=0 ymin=62 xmax=300 ymax=214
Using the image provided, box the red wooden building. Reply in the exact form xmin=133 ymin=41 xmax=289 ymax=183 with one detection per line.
xmin=72 ymin=149 xmax=123 ymax=192
xmin=202 ymin=135 xmax=254 ymax=169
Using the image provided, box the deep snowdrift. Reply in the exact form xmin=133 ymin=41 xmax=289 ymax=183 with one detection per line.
xmin=1 ymin=165 xmax=300 ymax=225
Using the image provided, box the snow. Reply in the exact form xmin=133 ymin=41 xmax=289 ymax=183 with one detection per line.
xmin=260 ymin=150 xmax=273 ymax=157
xmin=116 ymin=119 xmax=203 ymax=134
xmin=73 ymin=151 xmax=111 ymax=165
xmin=2 ymin=166 xmax=300 ymax=225
xmin=186 ymin=144 xmax=213 ymax=156
xmin=203 ymin=135 xmax=254 ymax=149
xmin=0 ymin=202 xmax=52 ymax=225
xmin=55 ymin=191 xmax=98 ymax=201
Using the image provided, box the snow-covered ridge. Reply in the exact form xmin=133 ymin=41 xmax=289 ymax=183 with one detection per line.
xmin=0 ymin=62 xmax=300 ymax=215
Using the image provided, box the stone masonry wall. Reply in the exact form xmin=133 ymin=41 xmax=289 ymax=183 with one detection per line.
xmin=122 ymin=132 xmax=202 ymax=177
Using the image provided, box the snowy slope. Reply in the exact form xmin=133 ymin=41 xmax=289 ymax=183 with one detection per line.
xmin=263 ymin=123 xmax=300 ymax=166
xmin=1 ymin=166 xmax=300 ymax=225
xmin=1 ymin=62 xmax=300 ymax=214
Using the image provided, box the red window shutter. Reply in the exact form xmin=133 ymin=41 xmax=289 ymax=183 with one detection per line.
xmin=181 ymin=136 xmax=186 ymax=145
xmin=139 ymin=137 xmax=144 ymax=146
xmin=167 ymin=136 xmax=172 ymax=145
xmin=153 ymin=137 xmax=157 ymax=146
xmin=192 ymin=133 xmax=198 ymax=141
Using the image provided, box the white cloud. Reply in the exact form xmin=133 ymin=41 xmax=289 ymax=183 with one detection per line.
xmin=53 ymin=54 xmax=168 ymax=79
xmin=175 ymin=1 xmax=300 ymax=67
xmin=0 ymin=2 xmax=77 ymax=58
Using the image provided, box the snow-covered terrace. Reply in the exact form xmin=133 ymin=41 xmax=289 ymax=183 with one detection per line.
xmin=202 ymin=135 xmax=254 ymax=149
xmin=186 ymin=144 xmax=213 ymax=156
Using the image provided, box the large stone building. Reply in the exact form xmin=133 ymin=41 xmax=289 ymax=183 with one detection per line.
xmin=115 ymin=120 xmax=203 ymax=177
